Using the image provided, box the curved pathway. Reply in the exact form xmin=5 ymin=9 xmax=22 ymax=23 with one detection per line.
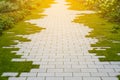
xmin=2 ymin=0 xmax=120 ymax=80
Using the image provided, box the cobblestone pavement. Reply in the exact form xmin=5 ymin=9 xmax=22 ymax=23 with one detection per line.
xmin=2 ymin=0 xmax=120 ymax=80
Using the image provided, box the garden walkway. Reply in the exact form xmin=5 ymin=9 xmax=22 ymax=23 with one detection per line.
xmin=2 ymin=0 xmax=120 ymax=80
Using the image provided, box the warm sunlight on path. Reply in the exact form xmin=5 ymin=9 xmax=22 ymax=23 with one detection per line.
xmin=2 ymin=0 xmax=120 ymax=80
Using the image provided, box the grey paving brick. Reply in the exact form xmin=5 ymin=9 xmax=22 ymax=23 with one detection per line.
xmin=64 ymin=68 xmax=81 ymax=72
xmin=2 ymin=72 xmax=18 ymax=77
xmin=47 ymin=69 xmax=63 ymax=72
xmin=9 ymin=77 xmax=26 ymax=80
xmin=104 ymin=65 xmax=120 ymax=68
xmin=72 ymin=65 xmax=87 ymax=68
xmin=56 ymin=64 xmax=71 ymax=68
xmin=30 ymin=69 xmax=46 ymax=72
xmin=73 ymin=72 xmax=90 ymax=76
xmin=20 ymin=73 xmax=37 ymax=77
xmin=108 ymin=73 xmax=120 ymax=76
xmin=98 ymin=69 xmax=114 ymax=72
xmin=27 ymin=77 xmax=45 ymax=80
xmin=88 ymin=65 xmax=104 ymax=68
xmin=55 ymin=72 xmax=72 ymax=77
xmin=46 ymin=77 xmax=63 ymax=80
xmin=114 ymin=69 xmax=120 ymax=72
xmin=40 ymin=64 xmax=55 ymax=68
xmin=48 ymin=62 xmax=63 ymax=65
xmin=64 ymin=77 xmax=82 ymax=80
xmin=91 ymin=72 xmax=108 ymax=76
xmin=83 ymin=77 xmax=101 ymax=80
xmin=37 ymin=73 xmax=54 ymax=77
xmin=101 ymin=77 xmax=118 ymax=80
xmin=81 ymin=69 xmax=98 ymax=72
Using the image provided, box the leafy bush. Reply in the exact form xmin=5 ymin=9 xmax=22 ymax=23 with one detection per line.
xmin=111 ymin=25 xmax=120 ymax=33
xmin=0 ymin=1 xmax=19 ymax=13
xmin=76 ymin=0 xmax=120 ymax=22
xmin=0 ymin=0 xmax=32 ymax=34
xmin=0 ymin=15 xmax=14 ymax=30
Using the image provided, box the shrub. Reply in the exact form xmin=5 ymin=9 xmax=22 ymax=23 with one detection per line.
xmin=85 ymin=0 xmax=120 ymax=22
xmin=0 ymin=1 xmax=19 ymax=13
xmin=0 ymin=15 xmax=14 ymax=30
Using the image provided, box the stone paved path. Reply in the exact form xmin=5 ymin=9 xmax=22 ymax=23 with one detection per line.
xmin=2 ymin=0 xmax=120 ymax=80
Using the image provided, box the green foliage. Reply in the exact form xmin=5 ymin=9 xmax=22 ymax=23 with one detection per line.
xmin=67 ymin=0 xmax=120 ymax=22
xmin=0 ymin=0 xmax=32 ymax=34
xmin=0 ymin=15 xmax=14 ymax=30
xmin=0 ymin=1 xmax=19 ymax=13
xmin=85 ymin=0 xmax=120 ymax=22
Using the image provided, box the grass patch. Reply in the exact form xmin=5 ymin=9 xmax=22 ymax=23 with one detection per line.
xmin=0 ymin=19 xmax=42 ymax=80
xmin=66 ymin=0 xmax=88 ymax=10
xmin=74 ymin=14 xmax=120 ymax=61
xmin=0 ymin=0 xmax=55 ymax=80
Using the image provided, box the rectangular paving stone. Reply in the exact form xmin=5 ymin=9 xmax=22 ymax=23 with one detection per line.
xmin=50 ymin=56 xmax=64 ymax=58
xmin=64 ymin=68 xmax=81 ymax=72
xmin=46 ymin=77 xmax=63 ymax=80
xmin=56 ymin=64 xmax=71 ymax=68
xmin=79 ymin=62 xmax=95 ymax=65
xmin=108 ymin=73 xmax=120 ymax=76
xmin=37 ymin=73 xmax=54 ymax=77
xmin=2 ymin=72 xmax=18 ymax=77
xmin=33 ymin=61 xmax=48 ymax=65
xmin=27 ymin=77 xmax=45 ymax=80
xmin=81 ymin=69 xmax=98 ymax=72
xmin=12 ymin=59 xmax=26 ymax=62
xmin=64 ymin=62 xmax=79 ymax=65
xmin=114 ymin=69 xmax=120 ymax=72
xmin=64 ymin=55 xmax=78 ymax=59
xmin=77 ymin=55 xmax=91 ymax=58
xmin=91 ymin=72 xmax=108 ymax=76
xmin=104 ymin=65 xmax=120 ymax=68
xmin=83 ymin=77 xmax=101 ymax=80
xmin=64 ymin=77 xmax=82 ymax=80
xmin=55 ymin=72 xmax=72 ymax=77
xmin=26 ymin=59 xmax=41 ymax=61
xmin=56 ymin=59 xmax=70 ymax=61
xmin=101 ymin=77 xmax=118 ymax=80
xmin=30 ymin=69 xmax=46 ymax=72
xmin=88 ymin=65 xmax=104 ymax=68
xmin=48 ymin=61 xmax=63 ymax=65
xmin=41 ymin=59 xmax=55 ymax=62
xmin=73 ymin=72 xmax=90 ymax=76
xmin=40 ymin=65 xmax=55 ymax=68
xmin=110 ymin=62 xmax=120 ymax=64
xmin=47 ymin=69 xmax=63 ymax=72
xmin=20 ymin=73 xmax=37 ymax=77
xmin=98 ymin=69 xmax=114 ymax=72
xmin=9 ymin=77 xmax=26 ymax=80
xmin=95 ymin=62 xmax=110 ymax=65
xmin=72 ymin=65 xmax=87 ymax=68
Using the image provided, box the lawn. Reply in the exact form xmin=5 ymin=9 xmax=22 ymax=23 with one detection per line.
xmin=0 ymin=0 xmax=55 ymax=80
xmin=74 ymin=13 xmax=120 ymax=61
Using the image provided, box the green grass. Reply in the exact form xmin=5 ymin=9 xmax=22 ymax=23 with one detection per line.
xmin=0 ymin=0 xmax=55 ymax=80
xmin=0 ymin=19 xmax=42 ymax=80
xmin=74 ymin=14 xmax=120 ymax=61
xmin=66 ymin=0 xmax=88 ymax=10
